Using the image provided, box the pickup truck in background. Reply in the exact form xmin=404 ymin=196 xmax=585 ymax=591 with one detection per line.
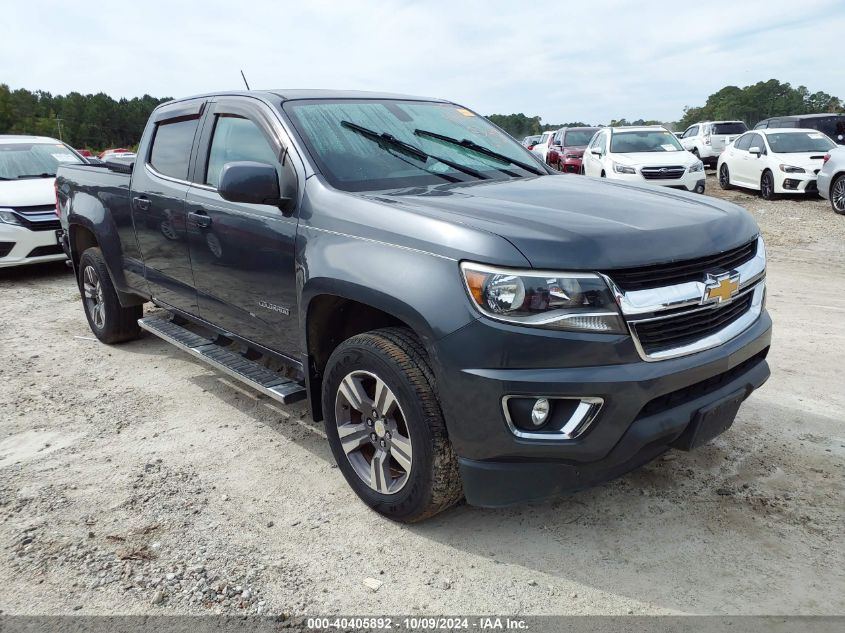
xmin=56 ymin=90 xmax=771 ymax=522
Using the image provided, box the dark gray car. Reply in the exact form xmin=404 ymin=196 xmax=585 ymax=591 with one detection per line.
xmin=56 ymin=90 xmax=771 ymax=521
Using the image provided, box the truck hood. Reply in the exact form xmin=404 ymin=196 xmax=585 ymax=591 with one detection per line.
xmin=0 ymin=177 xmax=56 ymax=207
xmin=363 ymin=175 xmax=759 ymax=270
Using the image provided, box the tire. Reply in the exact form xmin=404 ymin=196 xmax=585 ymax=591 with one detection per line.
xmin=831 ymin=174 xmax=845 ymax=215
xmin=600 ymin=171 xmax=606 ymax=178
xmin=322 ymin=327 xmax=462 ymax=522
xmin=580 ymin=166 xmax=585 ymax=175
xmin=78 ymin=247 xmax=142 ymax=344
xmin=760 ymin=170 xmax=776 ymax=200
xmin=719 ymin=163 xmax=733 ymax=190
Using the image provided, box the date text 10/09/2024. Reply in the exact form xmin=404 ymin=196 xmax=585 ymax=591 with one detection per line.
xmin=306 ymin=617 xmax=529 ymax=630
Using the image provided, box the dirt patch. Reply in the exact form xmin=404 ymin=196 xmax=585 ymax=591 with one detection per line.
xmin=0 ymin=182 xmax=843 ymax=616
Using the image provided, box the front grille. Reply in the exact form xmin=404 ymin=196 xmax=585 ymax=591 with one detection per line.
xmin=606 ymin=239 xmax=757 ymax=291
xmin=641 ymin=166 xmax=686 ymax=180
xmin=11 ymin=204 xmax=61 ymax=232
xmin=637 ymin=347 xmax=769 ymax=419
xmin=26 ymin=244 xmax=63 ymax=258
xmin=632 ymin=292 xmax=754 ymax=355
xmin=0 ymin=242 xmax=14 ymax=258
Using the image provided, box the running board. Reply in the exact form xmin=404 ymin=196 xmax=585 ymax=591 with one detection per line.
xmin=138 ymin=317 xmax=306 ymax=405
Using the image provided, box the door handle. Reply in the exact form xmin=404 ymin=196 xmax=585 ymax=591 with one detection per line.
xmin=189 ymin=210 xmax=212 ymax=229
xmin=133 ymin=196 xmax=151 ymax=211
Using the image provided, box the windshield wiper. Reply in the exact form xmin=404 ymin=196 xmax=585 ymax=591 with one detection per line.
xmin=340 ymin=121 xmax=487 ymax=181
xmin=16 ymin=173 xmax=55 ymax=179
xmin=413 ymin=129 xmax=545 ymax=176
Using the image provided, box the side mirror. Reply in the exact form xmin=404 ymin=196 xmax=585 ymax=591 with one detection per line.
xmin=748 ymin=146 xmax=762 ymax=156
xmin=590 ymin=147 xmax=602 ymax=156
xmin=218 ymin=161 xmax=289 ymax=207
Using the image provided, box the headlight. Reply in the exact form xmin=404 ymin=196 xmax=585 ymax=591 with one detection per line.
xmin=460 ymin=263 xmax=626 ymax=333
xmin=612 ymin=162 xmax=636 ymax=175
xmin=689 ymin=161 xmax=704 ymax=173
xmin=779 ymin=164 xmax=805 ymax=173
xmin=0 ymin=209 xmax=22 ymax=225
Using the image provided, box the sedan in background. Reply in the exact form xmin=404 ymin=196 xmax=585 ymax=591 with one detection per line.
xmin=547 ymin=127 xmax=600 ymax=173
xmin=818 ymin=147 xmax=845 ymax=214
xmin=582 ymin=126 xmax=705 ymax=193
xmin=0 ymin=135 xmax=84 ymax=267
xmin=717 ymin=128 xmax=837 ymax=199
xmin=521 ymin=135 xmax=541 ymax=149
xmin=530 ymin=130 xmax=555 ymax=161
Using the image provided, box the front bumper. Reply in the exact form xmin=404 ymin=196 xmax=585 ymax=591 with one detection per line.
xmin=607 ymin=169 xmax=704 ymax=192
xmin=0 ymin=223 xmax=66 ymax=268
xmin=775 ymin=174 xmax=818 ymax=194
xmin=559 ymin=156 xmax=584 ymax=173
xmin=432 ymin=308 xmax=771 ymax=507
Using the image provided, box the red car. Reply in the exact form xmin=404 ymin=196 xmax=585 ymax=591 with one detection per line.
xmin=546 ymin=127 xmax=600 ymax=173
xmin=98 ymin=147 xmax=132 ymax=160
xmin=76 ymin=148 xmax=92 ymax=157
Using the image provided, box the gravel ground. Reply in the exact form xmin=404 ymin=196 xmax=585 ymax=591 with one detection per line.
xmin=1 ymin=171 xmax=843 ymax=616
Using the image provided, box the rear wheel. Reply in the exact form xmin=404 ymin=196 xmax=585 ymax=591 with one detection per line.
xmin=79 ymin=248 xmax=142 ymax=344
xmin=761 ymin=170 xmax=776 ymax=200
xmin=831 ymin=174 xmax=845 ymax=215
xmin=719 ymin=164 xmax=733 ymax=190
xmin=322 ymin=327 xmax=462 ymax=522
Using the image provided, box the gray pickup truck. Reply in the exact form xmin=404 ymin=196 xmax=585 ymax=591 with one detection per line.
xmin=56 ymin=90 xmax=771 ymax=522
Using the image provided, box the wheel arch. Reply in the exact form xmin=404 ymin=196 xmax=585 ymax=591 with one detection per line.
xmin=302 ymin=287 xmax=438 ymax=421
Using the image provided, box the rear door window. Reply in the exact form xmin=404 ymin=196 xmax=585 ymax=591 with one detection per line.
xmin=734 ymin=134 xmax=752 ymax=150
xmin=149 ymin=118 xmax=200 ymax=180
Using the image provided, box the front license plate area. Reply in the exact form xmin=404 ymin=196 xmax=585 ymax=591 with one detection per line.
xmin=671 ymin=388 xmax=746 ymax=451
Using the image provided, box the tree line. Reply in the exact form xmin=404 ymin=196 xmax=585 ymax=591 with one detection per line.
xmin=0 ymin=84 xmax=169 ymax=150
xmin=1 ymin=79 xmax=842 ymax=149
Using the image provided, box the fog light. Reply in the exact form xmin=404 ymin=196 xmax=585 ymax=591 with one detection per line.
xmin=531 ymin=398 xmax=550 ymax=427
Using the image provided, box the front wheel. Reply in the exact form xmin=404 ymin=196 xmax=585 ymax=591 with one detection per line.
xmin=322 ymin=327 xmax=462 ymax=522
xmin=79 ymin=248 xmax=142 ymax=344
xmin=830 ymin=174 xmax=845 ymax=215
xmin=761 ymin=170 xmax=776 ymax=200
xmin=719 ymin=164 xmax=733 ymax=190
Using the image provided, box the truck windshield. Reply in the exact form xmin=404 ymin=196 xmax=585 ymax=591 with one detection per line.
xmin=610 ymin=130 xmax=684 ymax=153
xmin=766 ymin=132 xmax=836 ymax=153
xmin=284 ymin=99 xmax=545 ymax=191
xmin=0 ymin=142 xmax=82 ymax=180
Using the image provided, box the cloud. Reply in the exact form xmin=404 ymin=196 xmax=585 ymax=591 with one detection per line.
xmin=2 ymin=0 xmax=843 ymax=124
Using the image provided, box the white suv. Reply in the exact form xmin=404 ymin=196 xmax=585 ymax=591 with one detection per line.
xmin=530 ymin=130 xmax=556 ymax=162
xmin=1 ymin=135 xmax=84 ymax=268
xmin=679 ymin=121 xmax=748 ymax=168
xmin=582 ymin=126 xmax=705 ymax=193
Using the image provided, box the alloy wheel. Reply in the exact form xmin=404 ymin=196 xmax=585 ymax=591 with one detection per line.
xmin=82 ymin=265 xmax=106 ymax=329
xmin=719 ymin=165 xmax=730 ymax=188
xmin=833 ymin=177 xmax=845 ymax=213
xmin=334 ymin=370 xmax=413 ymax=494
xmin=761 ymin=172 xmax=773 ymax=199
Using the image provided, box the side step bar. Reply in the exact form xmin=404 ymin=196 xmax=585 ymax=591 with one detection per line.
xmin=138 ymin=317 xmax=307 ymax=405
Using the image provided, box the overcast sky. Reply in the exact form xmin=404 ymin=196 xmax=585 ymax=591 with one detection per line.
xmin=3 ymin=0 xmax=844 ymax=124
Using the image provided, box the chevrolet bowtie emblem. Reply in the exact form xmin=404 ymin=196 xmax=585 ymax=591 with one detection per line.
xmin=703 ymin=273 xmax=740 ymax=304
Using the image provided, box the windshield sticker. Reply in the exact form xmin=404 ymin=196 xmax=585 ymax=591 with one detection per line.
xmin=456 ymin=108 xmax=475 ymax=117
xmin=661 ymin=144 xmax=678 ymax=151
xmin=52 ymin=153 xmax=77 ymax=162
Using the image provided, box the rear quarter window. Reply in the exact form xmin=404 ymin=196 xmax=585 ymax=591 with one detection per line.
xmin=149 ymin=118 xmax=200 ymax=180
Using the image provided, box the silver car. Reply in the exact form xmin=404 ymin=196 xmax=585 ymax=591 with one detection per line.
xmin=818 ymin=147 xmax=845 ymax=215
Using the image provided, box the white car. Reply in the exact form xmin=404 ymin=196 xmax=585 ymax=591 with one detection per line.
xmin=530 ymin=130 xmax=556 ymax=162
xmin=679 ymin=121 xmax=748 ymax=168
xmin=582 ymin=126 xmax=705 ymax=193
xmin=717 ymin=128 xmax=837 ymax=199
xmin=0 ymin=135 xmax=84 ymax=267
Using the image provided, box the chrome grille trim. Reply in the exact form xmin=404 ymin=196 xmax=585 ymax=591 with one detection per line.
xmin=603 ymin=237 xmax=767 ymax=362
